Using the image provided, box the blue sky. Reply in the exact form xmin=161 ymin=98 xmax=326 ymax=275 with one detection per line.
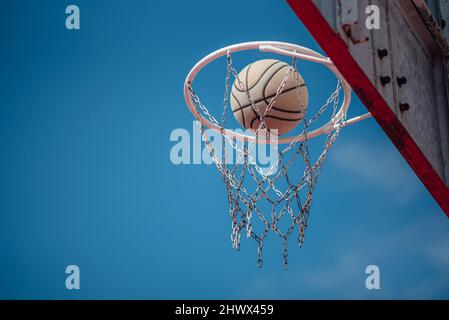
xmin=0 ymin=0 xmax=448 ymax=299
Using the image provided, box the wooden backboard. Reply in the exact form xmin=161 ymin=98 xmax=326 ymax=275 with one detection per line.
xmin=287 ymin=0 xmax=449 ymax=217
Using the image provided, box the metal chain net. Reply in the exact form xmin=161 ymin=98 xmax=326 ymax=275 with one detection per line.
xmin=188 ymin=52 xmax=345 ymax=270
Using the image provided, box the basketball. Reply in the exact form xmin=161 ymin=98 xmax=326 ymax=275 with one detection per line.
xmin=230 ymin=59 xmax=308 ymax=136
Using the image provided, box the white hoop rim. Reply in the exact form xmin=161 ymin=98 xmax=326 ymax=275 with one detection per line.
xmin=184 ymin=41 xmax=363 ymax=144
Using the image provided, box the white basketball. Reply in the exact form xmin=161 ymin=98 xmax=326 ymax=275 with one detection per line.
xmin=230 ymin=59 xmax=309 ymax=136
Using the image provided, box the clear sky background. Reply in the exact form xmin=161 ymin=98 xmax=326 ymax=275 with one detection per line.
xmin=0 ymin=0 xmax=448 ymax=299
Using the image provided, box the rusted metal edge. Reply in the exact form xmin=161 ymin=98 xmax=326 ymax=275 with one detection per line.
xmin=412 ymin=0 xmax=449 ymax=56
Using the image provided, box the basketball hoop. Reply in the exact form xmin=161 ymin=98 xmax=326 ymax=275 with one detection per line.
xmin=184 ymin=41 xmax=371 ymax=269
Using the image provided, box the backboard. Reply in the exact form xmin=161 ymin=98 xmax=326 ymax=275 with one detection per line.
xmin=287 ymin=0 xmax=449 ymax=217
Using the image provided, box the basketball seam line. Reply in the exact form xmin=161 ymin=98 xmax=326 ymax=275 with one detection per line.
xmin=262 ymin=64 xmax=304 ymax=107
xmin=232 ymin=85 xmax=307 ymax=114
xmin=231 ymin=92 xmax=248 ymax=128
xmin=233 ymin=60 xmax=283 ymax=92
xmin=249 ymin=114 xmax=306 ymax=133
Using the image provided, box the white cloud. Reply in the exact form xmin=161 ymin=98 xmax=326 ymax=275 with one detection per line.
xmin=330 ymin=138 xmax=420 ymax=204
xmin=235 ymin=209 xmax=449 ymax=299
